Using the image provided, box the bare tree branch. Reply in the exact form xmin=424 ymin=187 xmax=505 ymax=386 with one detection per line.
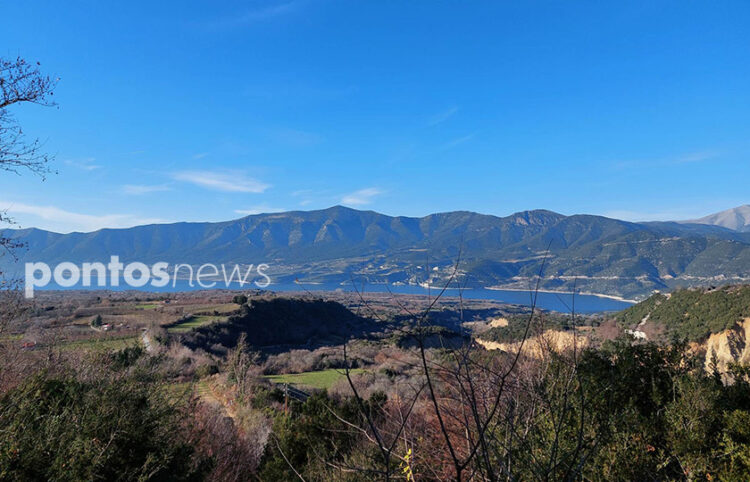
xmin=0 ymin=57 xmax=58 ymax=178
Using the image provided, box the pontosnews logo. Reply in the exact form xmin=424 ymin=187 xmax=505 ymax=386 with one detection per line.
xmin=24 ymin=256 xmax=271 ymax=298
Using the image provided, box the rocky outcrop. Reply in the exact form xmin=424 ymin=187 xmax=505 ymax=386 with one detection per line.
xmin=477 ymin=329 xmax=589 ymax=359
xmin=703 ymin=318 xmax=750 ymax=374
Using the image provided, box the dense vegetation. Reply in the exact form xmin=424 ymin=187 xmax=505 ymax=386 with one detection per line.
xmin=481 ymin=311 xmax=600 ymax=343
xmin=4 ymin=289 xmax=750 ymax=480
xmin=617 ymin=285 xmax=750 ymax=341
xmin=575 ymin=342 xmax=750 ymax=480
xmin=252 ymin=341 xmax=750 ymax=480
xmin=180 ymin=298 xmax=377 ymax=354
xmin=0 ymin=358 xmax=212 ymax=480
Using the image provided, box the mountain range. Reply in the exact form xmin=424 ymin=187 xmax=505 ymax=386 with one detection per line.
xmin=3 ymin=205 xmax=750 ymax=300
xmin=682 ymin=205 xmax=750 ymax=232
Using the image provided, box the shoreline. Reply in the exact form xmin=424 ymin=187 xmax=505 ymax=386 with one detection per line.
xmin=31 ymin=283 xmax=639 ymax=307
xmin=300 ymin=282 xmax=639 ymax=305
xmin=485 ymin=286 xmax=638 ymax=304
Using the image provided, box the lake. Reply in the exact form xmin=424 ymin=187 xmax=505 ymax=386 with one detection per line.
xmin=34 ymin=279 xmax=634 ymax=313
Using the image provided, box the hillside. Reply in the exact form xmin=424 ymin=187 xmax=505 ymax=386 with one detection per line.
xmin=4 ymin=205 xmax=750 ymax=299
xmin=616 ymin=285 xmax=750 ymax=341
xmin=179 ymin=297 xmax=378 ymax=354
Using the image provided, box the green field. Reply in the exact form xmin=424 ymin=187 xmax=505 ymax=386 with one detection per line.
xmin=135 ymin=303 xmax=160 ymax=310
xmin=59 ymin=335 xmax=140 ymax=351
xmin=179 ymin=303 xmax=239 ymax=315
xmin=264 ymin=368 xmax=366 ymax=390
xmin=167 ymin=315 xmax=225 ymax=333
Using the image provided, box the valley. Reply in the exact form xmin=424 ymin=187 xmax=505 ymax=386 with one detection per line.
xmin=5 ymin=205 xmax=750 ymax=300
xmin=3 ymin=5 xmax=750 ymax=477
xmin=5 ymin=283 xmax=750 ymax=479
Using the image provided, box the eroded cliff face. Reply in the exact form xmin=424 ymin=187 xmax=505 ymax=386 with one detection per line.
xmin=476 ymin=330 xmax=589 ymax=359
xmin=477 ymin=318 xmax=750 ymax=377
xmin=703 ymin=318 xmax=750 ymax=374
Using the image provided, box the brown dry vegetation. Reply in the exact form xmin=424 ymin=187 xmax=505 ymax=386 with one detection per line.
xmin=3 ymin=287 xmax=750 ymax=481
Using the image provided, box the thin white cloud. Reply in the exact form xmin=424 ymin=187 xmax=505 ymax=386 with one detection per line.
xmin=602 ymin=209 xmax=710 ymax=222
xmin=64 ymin=157 xmax=101 ymax=171
xmin=205 ymin=1 xmax=301 ymax=30
xmin=122 ymin=184 xmax=172 ymax=195
xmin=1 ymin=201 xmax=169 ymax=233
xmin=672 ymin=151 xmax=718 ymax=164
xmin=173 ymin=170 xmax=270 ymax=193
xmin=441 ymin=133 xmax=475 ymax=150
xmin=610 ymin=160 xmax=640 ymax=171
xmin=192 ymin=152 xmax=209 ymax=159
xmin=341 ymin=187 xmax=382 ymax=206
xmin=427 ymin=106 xmax=459 ymax=126
xmin=235 ymin=204 xmax=285 ymax=216
xmin=267 ymin=128 xmax=322 ymax=146
xmin=612 ymin=150 xmax=719 ymax=170
xmin=291 ymin=189 xmax=328 ymax=208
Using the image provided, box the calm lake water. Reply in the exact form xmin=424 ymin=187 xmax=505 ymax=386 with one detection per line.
xmin=35 ymin=279 xmax=633 ymax=313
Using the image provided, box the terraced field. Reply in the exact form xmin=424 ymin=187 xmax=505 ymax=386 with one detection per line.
xmin=59 ymin=335 xmax=140 ymax=351
xmin=167 ymin=315 xmax=226 ymax=333
xmin=264 ymin=368 xmax=366 ymax=390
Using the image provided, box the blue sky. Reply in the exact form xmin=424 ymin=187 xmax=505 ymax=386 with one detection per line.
xmin=2 ymin=0 xmax=750 ymax=233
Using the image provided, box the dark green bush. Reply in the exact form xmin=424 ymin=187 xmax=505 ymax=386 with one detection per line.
xmin=0 ymin=372 xmax=212 ymax=481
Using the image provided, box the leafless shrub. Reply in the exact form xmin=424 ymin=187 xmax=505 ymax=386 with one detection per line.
xmin=190 ymin=402 xmax=271 ymax=481
xmin=311 ymin=249 xmax=598 ymax=481
xmin=0 ymin=57 xmax=58 ymax=177
xmin=0 ymin=287 xmax=32 ymax=392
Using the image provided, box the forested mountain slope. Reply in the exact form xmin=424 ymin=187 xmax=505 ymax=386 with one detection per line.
xmin=4 ymin=206 xmax=750 ymax=299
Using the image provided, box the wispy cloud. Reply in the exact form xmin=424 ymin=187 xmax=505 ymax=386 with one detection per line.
xmin=440 ymin=133 xmax=475 ymax=150
xmin=122 ymin=184 xmax=172 ymax=195
xmin=192 ymin=152 xmax=209 ymax=160
xmin=1 ymin=201 xmax=169 ymax=233
xmin=341 ymin=187 xmax=382 ymax=206
xmin=173 ymin=170 xmax=270 ymax=193
xmin=204 ymin=1 xmax=301 ymax=30
xmin=267 ymin=128 xmax=322 ymax=146
xmin=64 ymin=157 xmax=101 ymax=171
xmin=611 ymin=160 xmax=640 ymax=171
xmin=241 ymin=82 xmax=358 ymax=102
xmin=427 ymin=106 xmax=459 ymax=126
xmin=602 ymin=208 xmax=710 ymax=222
xmin=671 ymin=151 xmax=718 ymax=164
xmin=291 ymin=188 xmax=328 ymax=207
xmin=235 ymin=204 xmax=286 ymax=216
xmin=291 ymin=189 xmax=313 ymax=197
xmin=612 ymin=150 xmax=719 ymax=171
